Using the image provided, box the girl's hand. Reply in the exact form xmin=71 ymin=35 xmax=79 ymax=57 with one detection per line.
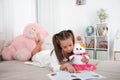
xmin=31 ymin=40 xmax=43 ymax=56
xmin=81 ymin=56 xmax=89 ymax=63
xmin=36 ymin=40 xmax=43 ymax=51
xmin=35 ymin=32 xmax=41 ymax=44
xmin=34 ymin=32 xmax=43 ymax=49
xmin=60 ymin=62 xmax=76 ymax=73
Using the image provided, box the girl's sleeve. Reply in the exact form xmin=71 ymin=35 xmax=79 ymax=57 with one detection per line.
xmin=49 ymin=51 xmax=61 ymax=72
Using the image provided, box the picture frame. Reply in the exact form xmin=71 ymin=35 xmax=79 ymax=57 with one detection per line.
xmin=76 ymin=0 xmax=86 ymax=5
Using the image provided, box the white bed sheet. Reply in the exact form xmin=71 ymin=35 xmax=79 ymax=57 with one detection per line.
xmin=0 ymin=60 xmax=120 ymax=80
xmin=93 ymin=60 xmax=120 ymax=80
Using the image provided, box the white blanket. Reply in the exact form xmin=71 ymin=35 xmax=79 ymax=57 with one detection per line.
xmin=25 ymin=50 xmax=51 ymax=67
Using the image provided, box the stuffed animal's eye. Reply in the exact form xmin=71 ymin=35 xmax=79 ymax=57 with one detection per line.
xmin=80 ymin=48 xmax=82 ymax=50
xmin=76 ymin=48 xmax=79 ymax=50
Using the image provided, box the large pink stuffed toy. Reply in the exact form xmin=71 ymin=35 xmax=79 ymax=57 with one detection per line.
xmin=1 ymin=23 xmax=48 ymax=61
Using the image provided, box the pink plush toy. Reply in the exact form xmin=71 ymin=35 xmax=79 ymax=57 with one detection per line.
xmin=1 ymin=23 xmax=48 ymax=61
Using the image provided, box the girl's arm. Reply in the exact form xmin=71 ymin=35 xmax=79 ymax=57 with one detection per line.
xmin=81 ymin=55 xmax=90 ymax=63
xmin=49 ymin=51 xmax=61 ymax=72
xmin=31 ymin=33 xmax=43 ymax=57
xmin=31 ymin=40 xmax=43 ymax=56
xmin=50 ymin=51 xmax=76 ymax=72
xmin=60 ymin=62 xmax=76 ymax=73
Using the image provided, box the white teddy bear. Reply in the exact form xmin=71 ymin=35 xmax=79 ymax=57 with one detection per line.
xmin=69 ymin=43 xmax=96 ymax=71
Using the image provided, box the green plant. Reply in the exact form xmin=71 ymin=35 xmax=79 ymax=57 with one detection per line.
xmin=97 ymin=9 xmax=108 ymax=23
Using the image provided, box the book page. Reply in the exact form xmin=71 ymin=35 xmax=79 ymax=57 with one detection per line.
xmin=47 ymin=70 xmax=105 ymax=80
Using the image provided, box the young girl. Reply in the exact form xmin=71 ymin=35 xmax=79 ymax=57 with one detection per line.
xmin=50 ymin=30 xmax=76 ymax=72
xmin=26 ymin=30 xmax=88 ymax=73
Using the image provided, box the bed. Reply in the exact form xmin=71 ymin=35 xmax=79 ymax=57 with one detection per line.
xmin=0 ymin=60 xmax=120 ymax=80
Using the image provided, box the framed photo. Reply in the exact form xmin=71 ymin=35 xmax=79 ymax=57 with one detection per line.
xmin=76 ymin=0 xmax=86 ymax=5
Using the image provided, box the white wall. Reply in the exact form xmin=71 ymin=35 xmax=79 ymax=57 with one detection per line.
xmin=0 ymin=0 xmax=14 ymax=41
xmin=57 ymin=0 xmax=120 ymax=59
xmin=0 ymin=0 xmax=36 ymax=41
xmin=38 ymin=0 xmax=120 ymax=39
xmin=13 ymin=0 xmax=37 ymax=37
xmin=37 ymin=0 xmax=120 ymax=59
xmin=55 ymin=0 xmax=120 ymax=37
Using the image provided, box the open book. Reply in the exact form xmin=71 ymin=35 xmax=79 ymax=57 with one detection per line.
xmin=48 ymin=70 xmax=105 ymax=80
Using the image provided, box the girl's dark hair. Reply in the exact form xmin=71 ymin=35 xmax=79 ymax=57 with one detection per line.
xmin=52 ymin=30 xmax=75 ymax=63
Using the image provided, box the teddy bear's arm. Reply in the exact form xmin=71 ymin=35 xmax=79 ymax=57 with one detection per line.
xmin=69 ymin=55 xmax=75 ymax=62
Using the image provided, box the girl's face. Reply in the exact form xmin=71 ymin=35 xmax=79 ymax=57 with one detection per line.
xmin=60 ymin=37 xmax=74 ymax=54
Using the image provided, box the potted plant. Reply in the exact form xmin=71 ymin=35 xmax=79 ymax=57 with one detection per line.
xmin=97 ymin=9 xmax=108 ymax=23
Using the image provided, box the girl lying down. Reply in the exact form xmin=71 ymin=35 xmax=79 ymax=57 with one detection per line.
xmin=25 ymin=30 xmax=95 ymax=72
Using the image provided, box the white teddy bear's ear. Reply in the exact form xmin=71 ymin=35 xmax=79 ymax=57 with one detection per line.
xmin=73 ymin=43 xmax=86 ymax=54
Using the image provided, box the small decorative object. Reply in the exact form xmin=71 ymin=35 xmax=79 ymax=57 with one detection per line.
xmin=76 ymin=36 xmax=82 ymax=41
xmin=76 ymin=34 xmax=85 ymax=43
xmin=97 ymin=9 xmax=108 ymax=23
xmin=76 ymin=0 xmax=86 ymax=5
xmin=99 ymin=41 xmax=108 ymax=49
xmin=102 ymin=26 xmax=108 ymax=37
xmin=86 ymin=26 xmax=94 ymax=36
